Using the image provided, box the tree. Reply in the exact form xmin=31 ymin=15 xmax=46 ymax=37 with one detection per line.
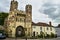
xmin=58 ymin=24 xmax=60 ymax=27
xmin=0 ymin=12 xmax=8 ymax=25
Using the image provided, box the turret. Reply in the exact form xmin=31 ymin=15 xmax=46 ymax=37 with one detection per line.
xmin=10 ymin=0 xmax=18 ymax=11
xmin=25 ymin=4 xmax=32 ymax=22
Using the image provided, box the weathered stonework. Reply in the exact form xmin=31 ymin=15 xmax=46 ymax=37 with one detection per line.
xmin=4 ymin=0 xmax=32 ymax=37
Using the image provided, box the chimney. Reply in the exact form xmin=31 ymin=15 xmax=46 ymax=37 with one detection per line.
xmin=12 ymin=0 xmax=16 ymax=1
xmin=13 ymin=0 xmax=14 ymax=1
xmin=49 ymin=21 xmax=52 ymax=26
xmin=11 ymin=0 xmax=14 ymax=1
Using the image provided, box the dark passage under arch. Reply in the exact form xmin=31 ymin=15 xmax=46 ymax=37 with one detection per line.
xmin=15 ymin=26 xmax=25 ymax=37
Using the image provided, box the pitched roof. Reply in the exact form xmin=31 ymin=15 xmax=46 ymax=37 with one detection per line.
xmin=32 ymin=22 xmax=53 ymax=27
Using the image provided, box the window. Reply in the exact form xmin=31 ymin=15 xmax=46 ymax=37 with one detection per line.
xmin=20 ymin=18 xmax=24 ymax=22
xmin=24 ymin=19 xmax=25 ymax=22
xmin=26 ymin=19 xmax=31 ymax=22
xmin=37 ymin=32 xmax=38 ymax=34
xmin=16 ymin=18 xmax=17 ymax=21
xmin=16 ymin=18 xmax=19 ymax=22
xmin=47 ymin=27 xmax=48 ymax=30
xmin=40 ymin=27 xmax=42 ymax=31
xmin=20 ymin=18 xmax=22 ymax=21
xmin=50 ymin=27 xmax=52 ymax=31
xmin=16 ymin=18 xmax=24 ymax=22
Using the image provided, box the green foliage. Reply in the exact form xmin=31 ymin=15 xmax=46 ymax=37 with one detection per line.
xmin=45 ymin=34 xmax=50 ymax=38
xmin=37 ymin=32 xmax=57 ymax=38
xmin=37 ymin=31 xmax=44 ymax=38
xmin=55 ymin=34 xmax=57 ymax=38
xmin=50 ymin=33 xmax=57 ymax=38
xmin=50 ymin=32 xmax=54 ymax=38
xmin=40 ymin=31 xmax=44 ymax=38
xmin=0 ymin=12 xmax=8 ymax=25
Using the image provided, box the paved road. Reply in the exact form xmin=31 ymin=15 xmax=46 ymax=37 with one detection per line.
xmin=1 ymin=37 xmax=60 ymax=40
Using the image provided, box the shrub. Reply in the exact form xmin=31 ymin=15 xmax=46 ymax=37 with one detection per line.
xmin=40 ymin=31 xmax=44 ymax=38
xmin=53 ymin=34 xmax=57 ymax=38
xmin=44 ymin=34 xmax=50 ymax=38
xmin=50 ymin=32 xmax=55 ymax=38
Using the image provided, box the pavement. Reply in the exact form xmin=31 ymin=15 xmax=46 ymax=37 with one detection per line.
xmin=0 ymin=37 xmax=60 ymax=40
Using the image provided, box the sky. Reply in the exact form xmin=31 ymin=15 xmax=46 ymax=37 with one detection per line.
xmin=0 ymin=0 xmax=60 ymax=26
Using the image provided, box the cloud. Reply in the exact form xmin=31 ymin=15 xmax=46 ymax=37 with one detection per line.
xmin=0 ymin=0 xmax=60 ymax=26
xmin=39 ymin=1 xmax=60 ymax=24
xmin=40 ymin=4 xmax=59 ymax=19
xmin=54 ymin=17 xmax=60 ymax=23
xmin=0 ymin=0 xmax=10 ymax=12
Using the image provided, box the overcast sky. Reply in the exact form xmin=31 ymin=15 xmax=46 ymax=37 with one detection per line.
xmin=0 ymin=0 xmax=60 ymax=26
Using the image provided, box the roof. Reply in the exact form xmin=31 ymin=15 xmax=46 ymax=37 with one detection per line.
xmin=32 ymin=22 xmax=53 ymax=27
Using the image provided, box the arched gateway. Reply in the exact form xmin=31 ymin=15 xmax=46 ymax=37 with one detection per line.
xmin=15 ymin=26 xmax=25 ymax=37
xmin=5 ymin=0 xmax=32 ymax=38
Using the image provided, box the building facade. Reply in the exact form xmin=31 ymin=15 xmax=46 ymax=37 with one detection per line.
xmin=4 ymin=0 xmax=32 ymax=37
xmin=32 ymin=22 xmax=56 ymax=37
xmin=4 ymin=0 xmax=56 ymax=38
